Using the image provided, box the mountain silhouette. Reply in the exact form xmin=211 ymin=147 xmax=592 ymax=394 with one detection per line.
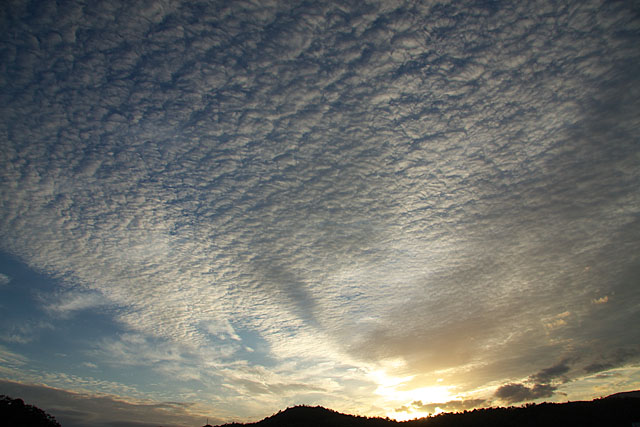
xmin=212 ymin=406 xmax=395 ymax=427
xmin=208 ymin=392 xmax=640 ymax=427
xmin=605 ymin=390 xmax=640 ymax=399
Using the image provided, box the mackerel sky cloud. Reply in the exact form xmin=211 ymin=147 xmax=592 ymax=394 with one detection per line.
xmin=1 ymin=0 xmax=639 ymax=426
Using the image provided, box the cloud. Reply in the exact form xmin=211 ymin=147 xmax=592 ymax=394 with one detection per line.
xmin=41 ymin=289 xmax=110 ymax=318
xmin=0 ymin=345 xmax=28 ymax=369
xmin=530 ymin=359 xmax=572 ymax=384
xmin=583 ymin=347 xmax=639 ymax=374
xmin=0 ymin=321 xmax=53 ymax=344
xmin=0 ymin=0 xmax=639 ymax=421
xmin=0 ymin=380 xmax=214 ymax=427
xmin=494 ymin=383 xmax=557 ymax=404
xmin=0 ymin=273 xmax=10 ymax=286
xmin=542 ymin=311 xmax=571 ymax=330
xmin=493 ymin=359 xmax=578 ymax=405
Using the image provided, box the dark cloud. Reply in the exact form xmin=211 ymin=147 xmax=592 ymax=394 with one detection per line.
xmin=584 ymin=347 xmax=639 ymax=374
xmin=494 ymin=383 xmax=557 ymax=404
xmin=530 ymin=359 xmax=572 ymax=384
xmin=584 ymin=363 xmax=613 ymax=375
xmin=494 ymin=359 xmax=579 ymax=404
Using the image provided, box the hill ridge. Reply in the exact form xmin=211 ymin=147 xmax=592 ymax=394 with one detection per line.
xmin=209 ymin=391 xmax=640 ymax=427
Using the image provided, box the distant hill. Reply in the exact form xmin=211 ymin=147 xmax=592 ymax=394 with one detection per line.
xmin=0 ymin=395 xmax=61 ymax=427
xmin=217 ymin=406 xmax=396 ymax=427
xmin=209 ymin=392 xmax=640 ymax=427
xmin=605 ymin=390 xmax=640 ymax=399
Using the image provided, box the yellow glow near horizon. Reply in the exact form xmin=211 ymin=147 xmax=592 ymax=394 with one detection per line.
xmin=388 ymin=400 xmax=449 ymax=421
xmin=391 ymin=410 xmax=432 ymax=422
xmin=370 ymin=366 xmax=455 ymax=421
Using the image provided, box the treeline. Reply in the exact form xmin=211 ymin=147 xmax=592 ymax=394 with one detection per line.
xmin=407 ymin=399 xmax=640 ymax=426
xmin=1 ymin=395 xmax=61 ymax=427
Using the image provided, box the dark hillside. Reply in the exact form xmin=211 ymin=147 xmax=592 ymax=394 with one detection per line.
xmin=214 ymin=406 xmax=396 ymax=427
xmin=406 ymin=397 xmax=640 ymax=427
xmin=211 ymin=393 xmax=640 ymax=427
xmin=259 ymin=406 xmax=396 ymax=427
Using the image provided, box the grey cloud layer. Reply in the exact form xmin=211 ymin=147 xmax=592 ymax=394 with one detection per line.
xmin=1 ymin=0 xmax=639 ymax=416
xmin=0 ymin=379 xmax=211 ymax=427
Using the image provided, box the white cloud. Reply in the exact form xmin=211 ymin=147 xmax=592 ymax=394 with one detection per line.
xmin=0 ymin=273 xmax=10 ymax=286
xmin=42 ymin=289 xmax=110 ymax=318
xmin=0 ymin=345 xmax=28 ymax=368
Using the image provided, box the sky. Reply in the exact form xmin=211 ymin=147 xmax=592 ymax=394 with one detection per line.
xmin=0 ymin=0 xmax=639 ymax=426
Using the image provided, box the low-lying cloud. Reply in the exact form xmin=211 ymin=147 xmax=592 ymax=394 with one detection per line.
xmin=494 ymin=383 xmax=557 ymax=405
xmin=0 ymin=380 xmax=213 ymax=427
